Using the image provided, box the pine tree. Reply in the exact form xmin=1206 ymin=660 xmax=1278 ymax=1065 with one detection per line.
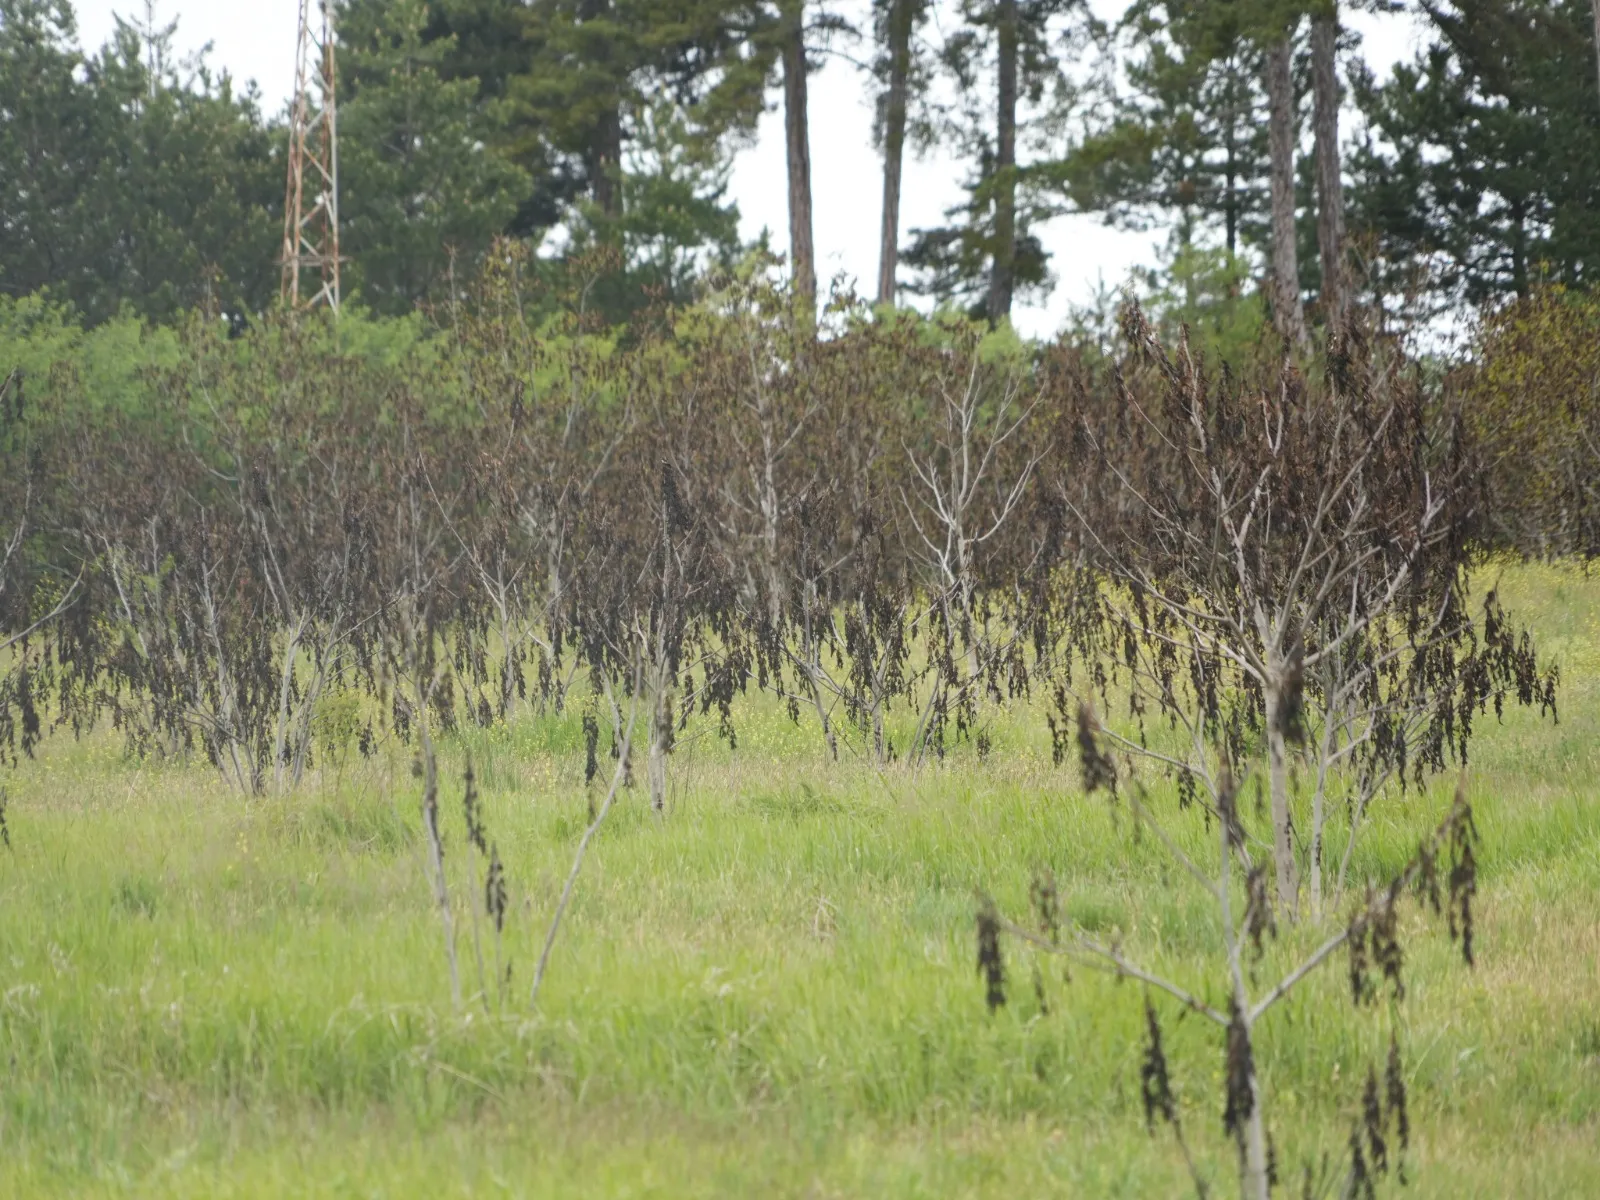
xmin=1051 ymin=0 xmax=1270 ymax=263
xmin=902 ymin=0 xmax=1084 ymax=322
xmin=337 ymin=0 xmax=529 ymax=316
xmin=0 ymin=1 xmax=106 ymax=312
xmin=1349 ymin=0 xmax=1600 ymax=313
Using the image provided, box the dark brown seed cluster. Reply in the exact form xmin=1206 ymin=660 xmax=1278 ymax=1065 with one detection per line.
xmin=485 ymin=847 xmax=508 ymax=935
xmin=1140 ymin=997 xmax=1178 ymax=1135
xmin=1349 ymin=1032 xmax=1411 ymax=1198
xmin=975 ymin=897 xmax=1006 ymax=1013
xmin=1076 ymin=704 xmax=1118 ymax=796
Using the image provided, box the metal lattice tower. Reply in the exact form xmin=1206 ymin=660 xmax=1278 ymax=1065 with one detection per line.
xmin=280 ymin=0 xmax=341 ymax=312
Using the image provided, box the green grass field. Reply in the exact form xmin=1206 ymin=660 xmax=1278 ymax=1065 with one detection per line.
xmin=2 ymin=562 xmax=1597 ymax=1198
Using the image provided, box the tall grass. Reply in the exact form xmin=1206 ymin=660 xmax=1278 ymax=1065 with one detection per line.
xmin=0 ymin=564 xmax=1596 ymax=1197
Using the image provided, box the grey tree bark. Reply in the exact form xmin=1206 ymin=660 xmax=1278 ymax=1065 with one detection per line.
xmin=986 ymin=0 xmax=1018 ymax=324
xmin=1311 ymin=10 xmax=1345 ymax=324
xmin=781 ymin=1 xmax=816 ymax=316
xmin=1266 ymin=33 xmax=1308 ymax=349
xmin=1264 ymin=672 xmax=1300 ymax=917
xmin=877 ymin=0 xmax=916 ymax=306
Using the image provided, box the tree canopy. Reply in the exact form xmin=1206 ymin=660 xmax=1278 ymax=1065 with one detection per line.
xmin=4 ymin=0 xmax=1600 ymax=334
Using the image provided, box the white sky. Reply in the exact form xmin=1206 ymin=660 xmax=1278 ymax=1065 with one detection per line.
xmin=72 ymin=0 xmax=1426 ymax=338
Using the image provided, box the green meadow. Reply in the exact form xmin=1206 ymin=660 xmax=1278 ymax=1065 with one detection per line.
xmin=2 ymin=562 xmax=1597 ymax=1198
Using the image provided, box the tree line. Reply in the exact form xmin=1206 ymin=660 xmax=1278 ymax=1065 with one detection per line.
xmin=5 ymin=0 xmax=1600 ymax=332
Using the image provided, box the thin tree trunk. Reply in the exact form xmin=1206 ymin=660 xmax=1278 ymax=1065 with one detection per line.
xmin=1224 ymin=57 xmax=1240 ymax=257
xmin=1311 ymin=9 xmax=1345 ymax=325
xmin=987 ymin=0 xmax=1019 ymax=325
xmin=418 ymin=704 xmax=461 ymax=1010
xmin=1220 ymin=784 xmax=1271 ymax=1200
xmin=648 ymin=479 xmax=676 ymax=814
xmin=878 ymin=0 xmax=915 ymax=306
xmin=646 ymin=650 xmax=671 ymax=814
xmin=1511 ymin=200 xmax=1529 ymax=298
xmin=1309 ymin=713 xmax=1335 ymax=920
xmin=272 ymin=615 xmax=306 ymax=796
xmin=1264 ymin=680 xmax=1299 ymax=918
xmin=1238 ymin=1038 xmax=1271 ymax=1200
xmin=1265 ymin=34 xmax=1307 ymax=349
xmin=532 ymin=661 xmax=639 ymax=1007
xmin=781 ymin=1 xmax=816 ymax=316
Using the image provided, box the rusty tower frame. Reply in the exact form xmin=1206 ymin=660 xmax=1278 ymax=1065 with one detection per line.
xmin=280 ymin=0 xmax=341 ymax=312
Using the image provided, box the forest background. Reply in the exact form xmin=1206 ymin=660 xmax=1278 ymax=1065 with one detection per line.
xmin=7 ymin=0 xmax=1599 ymax=342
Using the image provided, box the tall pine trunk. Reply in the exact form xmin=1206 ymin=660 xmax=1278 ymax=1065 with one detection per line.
xmin=1266 ymin=33 xmax=1307 ymax=348
xmin=781 ymin=1 xmax=816 ymax=316
xmin=1311 ymin=10 xmax=1344 ymax=324
xmin=986 ymin=0 xmax=1018 ymax=325
xmin=582 ymin=0 xmax=622 ymax=219
xmin=877 ymin=0 xmax=915 ymax=306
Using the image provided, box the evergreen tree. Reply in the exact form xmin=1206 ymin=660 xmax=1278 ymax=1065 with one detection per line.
xmin=1349 ymin=0 xmax=1600 ymax=314
xmin=558 ymin=96 xmax=745 ymax=318
xmin=338 ymin=0 xmax=529 ymax=315
xmin=0 ymin=0 xmax=279 ymax=324
xmin=0 ymin=1 xmax=105 ymax=311
xmin=1261 ymin=4 xmax=1307 ymax=345
xmin=421 ymin=0 xmax=576 ymax=234
xmin=777 ymin=0 xmax=815 ymax=315
xmin=1309 ymin=0 xmax=1345 ymax=321
xmin=473 ymin=0 xmax=762 ymax=321
xmin=512 ymin=1 xmax=759 ymax=212
xmin=683 ymin=1 xmax=858 ymax=319
xmin=1050 ymin=0 xmax=1270 ymax=262
xmin=901 ymin=0 xmax=1086 ymax=322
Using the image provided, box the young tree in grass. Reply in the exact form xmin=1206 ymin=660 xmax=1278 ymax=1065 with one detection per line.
xmin=443 ymin=241 xmax=635 ymax=720
xmin=1452 ymin=286 xmax=1600 ymax=561
xmin=571 ymin=380 xmax=729 ymax=813
xmin=182 ymin=328 xmax=379 ymax=792
xmin=985 ymin=713 xmax=1484 ymax=1199
xmin=898 ymin=322 xmax=1044 ymax=762
xmin=0 ymin=367 xmax=81 ymax=772
xmin=978 ymin=311 xmax=1554 ymax=1199
xmin=371 ymin=387 xmax=469 ymax=1005
xmin=1043 ymin=306 xmax=1554 ymax=917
